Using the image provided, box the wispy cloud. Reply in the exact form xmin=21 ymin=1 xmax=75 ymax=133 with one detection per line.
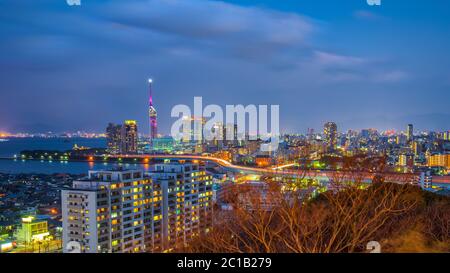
xmin=353 ymin=10 xmax=385 ymax=21
xmin=99 ymin=0 xmax=315 ymax=62
xmin=313 ymin=50 xmax=366 ymax=67
xmin=372 ymin=70 xmax=409 ymax=83
xmin=0 ymin=0 xmax=445 ymax=133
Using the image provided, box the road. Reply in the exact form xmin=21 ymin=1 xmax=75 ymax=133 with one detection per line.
xmin=107 ymin=154 xmax=417 ymax=183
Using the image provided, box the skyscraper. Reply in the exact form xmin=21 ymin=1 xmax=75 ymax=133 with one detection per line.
xmin=120 ymin=120 xmax=138 ymax=154
xmin=62 ymin=169 xmax=154 ymax=253
xmin=324 ymin=122 xmax=338 ymax=152
xmin=106 ymin=123 xmax=122 ymax=154
xmin=407 ymin=124 xmax=414 ymax=143
xmin=148 ymin=79 xmax=158 ymax=142
xmin=61 ymin=163 xmax=213 ymax=253
xmin=151 ymin=162 xmax=213 ymax=251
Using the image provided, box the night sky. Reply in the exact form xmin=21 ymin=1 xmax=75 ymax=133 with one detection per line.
xmin=1 ymin=0 xmax=450 ymax=135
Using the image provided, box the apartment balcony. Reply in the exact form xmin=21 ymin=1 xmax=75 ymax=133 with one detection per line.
xmin=67 ymin=218 xmax=82 ymax=225
xmin=68 ymin=233 xmax=83 ymax=240
xmin=68 ymin=226 xmax=83 ymax=234
xmin=67 ymin=204 xmax=83 ymax=210
xmin=67 ymin=197 xmax=83 ymax=203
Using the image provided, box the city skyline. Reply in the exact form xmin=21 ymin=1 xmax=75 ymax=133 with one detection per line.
xmin=2 ymin=0 xmax=450 ymax=257
xmin=1 ymin=0 xmax=450 ymax=134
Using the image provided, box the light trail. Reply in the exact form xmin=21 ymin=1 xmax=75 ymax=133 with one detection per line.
xmin=106 ymin=154 xmax=417 ymax=184
xmin=271 ymin=163 xmax=297 ymax=170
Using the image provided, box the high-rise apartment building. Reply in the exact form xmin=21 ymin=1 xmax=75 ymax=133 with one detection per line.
xmin=62 ymin=169 xmax=154 ymax=253
xmin=324 ymin=122 xmax=338 ymax=152
xmin=106 ymin=120 xmax=138 ymax=154
xmin=106 ymin=123 xmax=122 ymax=154
xmin=151 ymin=162 xmax=213 ymax=251
xmin=62 ymin=163 xmax=213 ymax=253
xmin=121 ymin=120 xmax=138 ymax=154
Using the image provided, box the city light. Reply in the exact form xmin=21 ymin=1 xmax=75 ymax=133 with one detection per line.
xmin=1 ymin=0 xmax=450 ymax=258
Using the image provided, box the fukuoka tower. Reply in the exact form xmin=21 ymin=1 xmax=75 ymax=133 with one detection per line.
xmin=148 ymin=79 xmax=158 ymax=142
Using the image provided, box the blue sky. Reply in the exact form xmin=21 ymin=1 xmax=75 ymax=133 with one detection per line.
xmin=0 ymin=0 xmax=449 ymax=134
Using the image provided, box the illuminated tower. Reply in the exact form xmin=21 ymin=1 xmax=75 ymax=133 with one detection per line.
xmin=148 ymin=79 xmax=158 ymax=142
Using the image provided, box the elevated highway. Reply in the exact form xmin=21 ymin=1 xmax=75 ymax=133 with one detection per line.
xmin=106 ymin=154 xmax=417 ymax=185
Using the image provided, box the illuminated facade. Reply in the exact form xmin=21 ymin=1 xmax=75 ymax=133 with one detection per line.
xmin=62 ymin=169 xmax=155 ymax=253
xmin=121 ymin=120 xmax=138 ymax=154
xmin=398 ymin=153 xmax=414 ymax=168
xmin=255 ymin=154 xmax=272 ymax=167
xmin=62 ymin=163 xmax=213 ymax=253
xmin=151 ymin=162 xmax=213 ymax=251
xmin=148 ymin=79 xmax=158 ymax=142
xmin=152 ymin=137 xmax=175 ymax=152
xmin=324 ymin=122 xmax=338 ymax=152
xmin=106 ymin=123 xmax=122 ymax=154
xmin=427 ymin=153 xmax=450 ymax=169
xmin=15 ymin=216 xmax=50 ymax=243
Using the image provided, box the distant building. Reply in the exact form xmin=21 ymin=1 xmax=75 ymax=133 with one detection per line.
xmin=106 ymin=120 xmax=139 ymax=154
xmin=324 ymin=122 xmax=338 ymax=152
xmin=412 ymin=141 xmax=422 ymax=156
xmin=427 ymin=153 xmax=450 ymax=169
xmin=121 ymin=120 xmax=138 ymax=154
xmin=15 ymin=216 xmax=50 ymax=244
xmin=443 ymin=131 xmax=450 ymax=141
xmin=419 ymin=171 xmax=433 ymax=189
xmin=152 ymin=137 xmax=175 ymax=152
xmin=106 ymin=123 xmax=122 ymax=154
xmin=398 ymin=153 xmax=414 ymax=168
xmin=255 ymin=154 xmax=272 ymax=167
xmin=224 ymin=123 xmax=239 ymax=147
xmin=407 ymin=124 xmax=414 ymax=143
xmin=396 ymin=134 xmax=407 ymax=146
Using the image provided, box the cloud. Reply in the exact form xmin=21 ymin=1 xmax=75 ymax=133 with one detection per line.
xmin=0 ymin=0 xmax=442 ymax=133
xmin=313 ymin=50 xmax=366 ymax=67
xmin=353 ymin=10 xmax=385 ymax=21
xmin=98 ymin=0 xmax=315 ymax=61
xmin=309 ymin=50 xmax=408 ymax=84
xmin=373 ymin=70 xmax=408 ymax=83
